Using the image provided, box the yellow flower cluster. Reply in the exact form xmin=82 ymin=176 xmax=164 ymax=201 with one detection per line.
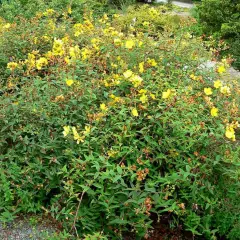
xmin=7 ymin=62 xmax=18 ymax=71
xmin=36 ymin=57 xmax=48 ymax=70
xmin=225 ymin=122 xmax=239 ymax=141
xmin=25 ymin=53 xmax=36 ymax=70
xmin=52 ymin=39 xmax=64 ymax=56
xmin=147 ymin=58 xmax=157 ymax=67
xmin=220 ymin=86 xmax=231 ymax=95
xmin=138 ymin=89 xmax=155 ymax=104
xmin=73 ymin=20 xmax=94 ymax=37
xmin=123 ymin=70 xmax=143 ymax=88
xmin=69 ymin=45 xmax=81 ymax=60
xmin=43 ymin=9 xmax=55 ymax=17
xmin=190 ymin=74 xmax=202 ymax=81
xmin=213 ymin=80 xmax=231 ymax=96
xmin=4 ymin=7 xmax=239 ymax=145
xmin=63 ymin=125 xmax=91 ymax=144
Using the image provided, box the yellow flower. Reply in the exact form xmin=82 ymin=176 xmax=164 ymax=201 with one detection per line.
xmin=190 ymin=74 xmax=197 ymax=81
xmin=130 ymin=75 xmax=143 ymax=88
xmin=139 ymin=62 xmax=144 ymax=73
xmin=113 ymin=14 xmax=120 ymax=18
xmin=74 ymin=30 xmax=82 ymax=37
xmin=125 ymin=40 xmax=135 ymax=49
xmin=36 ymin=57 xmax=48 ymax=70
xmin=147 ymin=58 xmax=157 ymax=67
xmin=100 ymin=103 xmax=108 ymax=111
xmin=103 ymin=13 xmax=108 ymax=21
xmin=63 ymin=126 xmax=71 ymax=137
xmin=83 ymin=125 xmax=91 ymax=135
xmin=66 ymin=79 xmax=74 ymax=86
xmin=33 ymin=37 xmax=38 ymax=44
xmin=64 ymin=56 xmax=71 ymax=65
xmin=162 ymin=89 xmax=171 ymax=99
xmin=150 ymin=93 xmax=156 ymax=100
xmin=42 ymin=35 xmax=50 ymax=42
xmin=214 ymin=80 xmax=222 ymax=89
xmin=123 ymin=70 xmax=133 ymax=79
xmin=81 ymin=48 xmax=91 ymax=60
xmin=139 ymin=89 xmax=147 ymax=94
xmin=204 ymin=88 xmax=213 ymax=96
xmin=72 ymin=127 xmax=85 ymax=144
xmin=43 ymin=8 xmax=55 ymax=16
xmin=225 ymin=126 xmax=235 ymax=141
xmin=131 ymin=108 xmax=139 ymax=117
xmin=140 ymin=94 xmax=148 ymax=103
xmin=3 ymin=23 xmax=11 ymax=29
xmin=7 ymin=62 xmax=18 ymax=71
xmin=111 ymin=63 xmax=118 ymax=68
xmin=107 ymin=149 xmax=118 ymax=157
xmin=67 ymin=6 xmax=72 ymax=14
xmin=142 ymin=21 xmax=150 ymax=27
xmin=52 ymin=39 xmax=64 ymax=56
xmin=25 ymin=53 xmax=36 ymax=70
xmin=69 ymin=45 xmax=80 ymax=59
xmin=45 ymin=51 xmax=54 ymax=59
xmin=114 ymin=38 xmax=122 ymax=46
xmin=210 ymin=107 xmax=218 ymax=117
xmin=220 ymin=86 xmax=231 ymax=95
xmin=138 ymin=41 xmax=143 ymax=47
xmin=217 ymin=65 xmax=226 ymax=74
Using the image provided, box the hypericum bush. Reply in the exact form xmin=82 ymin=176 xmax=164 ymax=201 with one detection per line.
xmin=0 ymin=4 xmax=239 ymax=239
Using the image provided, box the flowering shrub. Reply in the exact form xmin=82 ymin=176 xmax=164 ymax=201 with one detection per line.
xmin=0 ymin=3 xmax=239 ymax=239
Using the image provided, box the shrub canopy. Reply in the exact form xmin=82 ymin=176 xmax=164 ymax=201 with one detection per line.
xmin=0 ymin=3 xmax=240 ymax=239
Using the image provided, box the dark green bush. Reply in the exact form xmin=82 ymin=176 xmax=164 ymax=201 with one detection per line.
xmin=196 ymin=0 xmax=240 ymax=69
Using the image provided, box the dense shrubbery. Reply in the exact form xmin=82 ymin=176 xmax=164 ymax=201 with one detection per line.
xmin=0 ymin=2 xmax=240 ymax=239
xmin=0 ymin=0 xmax=109 ymax=21
xmin=196 ymin=0 xmax=240 ymax=69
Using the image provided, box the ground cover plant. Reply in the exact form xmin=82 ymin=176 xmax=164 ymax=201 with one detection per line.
xmin=0 ymin=2 xmax=240 ymax=239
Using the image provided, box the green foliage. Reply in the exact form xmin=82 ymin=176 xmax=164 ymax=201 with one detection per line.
xmin=0 ymin=3 xmax=239 ymax=240
xmin=108 ymin=0 xmax=136 ymax=8
xmin=84 ymin=232 xmax=108 ymax=240
xmin=0 ymin=0 xmax=108 ymax=22
xmin=196 ymin=0 xmax=240 ymax=69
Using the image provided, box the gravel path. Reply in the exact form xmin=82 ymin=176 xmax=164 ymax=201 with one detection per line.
xmin=156 ymin=0 xmax=194 ymax=8
xmin=199 ymin=61 xmax=240 ymax=80
xmin=0 ymin=215 xmax=59 ymax=240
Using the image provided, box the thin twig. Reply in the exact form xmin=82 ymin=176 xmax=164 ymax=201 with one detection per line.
xmin=71 ymin=191 xmax=85 ymax=238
